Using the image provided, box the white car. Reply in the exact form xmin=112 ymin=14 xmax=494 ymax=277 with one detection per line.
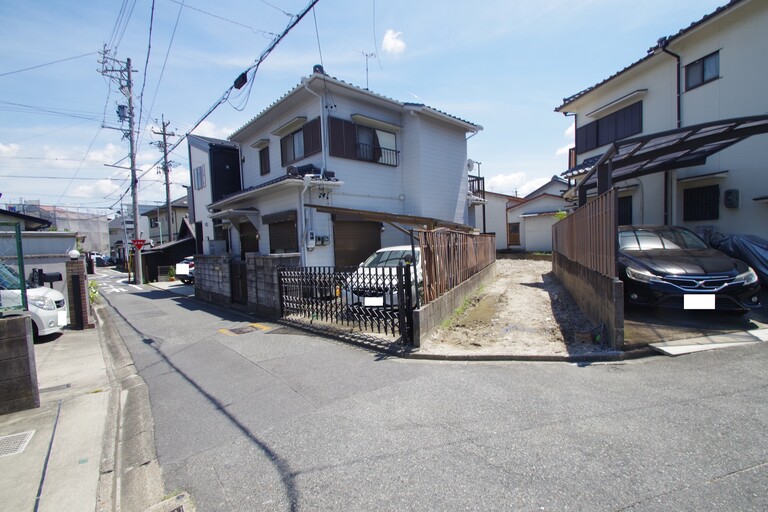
xmin=343 ymin=246 xmax=421 ymax=307
xmin=0 ymin=262 xmax=67 ymax=339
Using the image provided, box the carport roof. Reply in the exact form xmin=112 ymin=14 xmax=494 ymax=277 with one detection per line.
xmin=571 ymin=115 xmax=768 ymax=192
xmin=305 ymin=204 xmax=476 ymax=233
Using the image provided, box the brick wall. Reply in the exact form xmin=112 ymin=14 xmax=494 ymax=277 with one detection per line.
xmin=195 ymin=255 xmax=232 ymax=306
xmin=66 ymin=259 xmax=94 ymax=329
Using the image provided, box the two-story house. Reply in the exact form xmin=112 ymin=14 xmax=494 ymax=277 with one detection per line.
xmin=506 ymin=176 xmax=569 ymax=252
xmin=141 ymin=196 xmax=189 ymax=245
xmin=556 ymin=0 xmax=768 ymax=241
xmin=189 ymin=67 xmax=482 ymax=267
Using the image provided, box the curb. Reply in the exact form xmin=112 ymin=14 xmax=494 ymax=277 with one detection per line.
xmin=276 ymin=318 xmax=657 ymax=363
xmin=94 ymin=303 xmax=166 ymax=511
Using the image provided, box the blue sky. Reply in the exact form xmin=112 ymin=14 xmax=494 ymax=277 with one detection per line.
xmin=0 ymin=0 xmax=727 ymax=215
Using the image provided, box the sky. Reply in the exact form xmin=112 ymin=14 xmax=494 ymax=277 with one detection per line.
xmin=0 ymin=0 xmax=728 ymax=217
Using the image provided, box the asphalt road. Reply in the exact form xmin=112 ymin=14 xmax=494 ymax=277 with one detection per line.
xmin=97 ymin=271 xmax=768 ymax=511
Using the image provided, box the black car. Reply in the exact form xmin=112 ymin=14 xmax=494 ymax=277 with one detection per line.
xmin=618 ymin=226 xmax=761 ymax=314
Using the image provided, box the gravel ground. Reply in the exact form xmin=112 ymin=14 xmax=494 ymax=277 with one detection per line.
xmin=421 ymin=259 xmax=617 ymax=357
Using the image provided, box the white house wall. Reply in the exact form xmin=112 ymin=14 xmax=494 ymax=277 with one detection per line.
xmin=565 ymin=0 xmax=768 ymax=239
xmin=482 ymin=193 xmax=516 ymax=250
xmin=189 ymin=143 xmax=215 ymax=244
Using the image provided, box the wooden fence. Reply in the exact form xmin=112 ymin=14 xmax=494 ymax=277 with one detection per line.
xmin=416 ymin=229 xmax=496 ymax=304
xmin=552 ymin=188 xmax=617 ymax=277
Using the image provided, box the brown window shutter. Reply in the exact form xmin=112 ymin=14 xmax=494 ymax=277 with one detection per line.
xmin=304 ymin=117 xmax=321 ymax=155
xmin=329 ymin=116 xmax=358 ymax=160
xmin=280 ymin=136 xmax=290 ymax=166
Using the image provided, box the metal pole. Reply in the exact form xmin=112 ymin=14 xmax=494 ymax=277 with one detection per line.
xmin=127 ymin=58 xmax=143 ymax=284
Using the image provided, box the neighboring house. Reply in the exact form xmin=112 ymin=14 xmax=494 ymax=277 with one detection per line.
xmin=189 ymin=67 xmax=482 ymax=266
xmin=0 ymin=209 xmax=78 ymax=301
xmin=187 ymin=135 xmax=242 ymax=256
xmin=0 ymin=208 xmax=51 ymax=231
xmin=108 ymin=205 xmax=155 ymax=261
xmin=506 ymin=176 xmax=569 ymax=252
xmin=556 ymin=0 xmax=768 ymax=240
xmin=470 ymin=190 xmax=522 ymax=250
xmin=141 ymin=196 xmax=189 ymax=245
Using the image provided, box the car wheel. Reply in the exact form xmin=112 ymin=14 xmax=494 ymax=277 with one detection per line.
xmin=32 ymin=321 xmax=40 ymax=342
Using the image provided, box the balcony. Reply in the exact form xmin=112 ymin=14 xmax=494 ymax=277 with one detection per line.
xmin=356 ymin=143 xmax=399 ymax=167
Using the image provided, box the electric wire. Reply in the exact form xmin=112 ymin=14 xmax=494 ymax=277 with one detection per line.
xmin=136 ymin=0 xmax=156 ymax=145
xmin=168 ymin=0 xmax=276 ymax=37
xmin=0 ymin=52 xmax=99 ymax=78
xmin=109 ymin=0 xmax=321 ymax=209
xmin=54 ymin=126 xmax=104 ymax=207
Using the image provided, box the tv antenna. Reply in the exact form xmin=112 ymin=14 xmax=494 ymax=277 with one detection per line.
xmin=360 ymin=51 xmax=376 ymax=89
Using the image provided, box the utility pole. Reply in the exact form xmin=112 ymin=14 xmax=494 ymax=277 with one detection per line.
xmin=152 ymin=116 xmax=176 ymax=242
xmin=100 ymin=50 xmax=143 ymax=284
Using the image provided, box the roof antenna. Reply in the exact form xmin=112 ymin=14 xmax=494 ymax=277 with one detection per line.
xmin=360 ymin=51 xmax=376 ymax=89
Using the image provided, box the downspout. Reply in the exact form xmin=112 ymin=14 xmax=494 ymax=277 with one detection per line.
xmin=660 ymin=37 xmax=682 ymax=225
xmin=300 ymin=76 xmax=328 ymax=265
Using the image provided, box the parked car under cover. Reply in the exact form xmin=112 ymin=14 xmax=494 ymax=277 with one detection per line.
xmin=618 ymin=225 xmax=761 ymax=314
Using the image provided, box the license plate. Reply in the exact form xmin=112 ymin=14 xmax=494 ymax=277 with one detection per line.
xmin=364 ymin=296 xmax=384 ymax=307
xmin=684 ymin=294 xmax=715 ymax=310
xmin=57 ymin=310 xmax=68 ymax=326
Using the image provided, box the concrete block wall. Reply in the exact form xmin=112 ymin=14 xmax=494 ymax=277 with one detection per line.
xmin=195 ymin=255 xmax=232 ymax=306
xmin=0 ymin=316 xmax=39 ymax=414
xmin=246 ymin=253 xmax=300 ymax=317
xmin=552 ymin=252 xmax=625 ymax=349
xmin=412 ymin=262 xmax=497 ymax=348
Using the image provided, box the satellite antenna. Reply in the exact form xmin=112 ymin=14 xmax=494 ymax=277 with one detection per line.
xmin=466 ymin=159 xmax=475 ymax=173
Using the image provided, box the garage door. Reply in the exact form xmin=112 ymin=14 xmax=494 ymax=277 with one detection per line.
xmin=334 ymin=221 xmax=381 ymax=266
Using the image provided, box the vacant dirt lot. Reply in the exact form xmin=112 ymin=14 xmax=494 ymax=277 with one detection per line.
xmin=421 ymin=259 xmax=614 ymax=357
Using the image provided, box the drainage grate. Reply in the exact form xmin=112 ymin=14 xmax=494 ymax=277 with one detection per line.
xmin=0 ymin=431 xmax=35 ymax=457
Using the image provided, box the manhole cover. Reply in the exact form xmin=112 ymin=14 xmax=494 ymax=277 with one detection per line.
xmin=219 ymin=323 xmax=271 ymax=336
xmin=0 ymin=431 xmax=35 ymax=457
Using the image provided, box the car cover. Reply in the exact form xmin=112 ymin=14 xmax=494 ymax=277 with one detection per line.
xmin=710 ymin=234 xmax=768 ymax=285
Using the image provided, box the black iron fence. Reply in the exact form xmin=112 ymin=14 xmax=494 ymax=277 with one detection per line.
xmin=278 ymin=263 xmax=416 ymax=344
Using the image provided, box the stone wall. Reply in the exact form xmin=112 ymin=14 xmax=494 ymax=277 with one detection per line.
xmin=552 ymin=252 xmax=624 ymax=349
xmin=0 ymin=316 xmax=39 ymax=414
xmin=412 ymin=262 xmax=497 ymax=348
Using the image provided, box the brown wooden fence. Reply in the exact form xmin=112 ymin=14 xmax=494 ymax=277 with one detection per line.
xmin=416 ymin=229 xmax=496 ymax=304
xmin=552 ymin=188 xmax=617 ymax=277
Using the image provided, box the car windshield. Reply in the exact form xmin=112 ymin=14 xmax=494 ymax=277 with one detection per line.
xmin=619 ymin=228 xmax=708 ymax=251
xmin=362 ymin=249 xmax=419 ymax=268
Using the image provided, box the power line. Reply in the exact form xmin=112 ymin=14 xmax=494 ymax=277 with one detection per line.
xmin=0 ymin=52 xmax=98 ymax=78
xmin=109 ymin=0 xmax=321 ymax=209
xmin=168 ymin=0 xmax=276 ymax=37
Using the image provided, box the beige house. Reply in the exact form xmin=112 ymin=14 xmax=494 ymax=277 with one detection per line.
xmin=556 ymin=0 xmax=768 ymax=240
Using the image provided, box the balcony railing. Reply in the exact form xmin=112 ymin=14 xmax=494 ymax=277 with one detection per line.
xmin=356 ymin=143 xmax=399 ymax=166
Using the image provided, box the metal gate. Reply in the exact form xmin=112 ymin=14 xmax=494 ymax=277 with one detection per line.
xmin=231 ymin=261 xmax=248 ymax=305
xmin=278 ymin=263 xmax=415 ymax=345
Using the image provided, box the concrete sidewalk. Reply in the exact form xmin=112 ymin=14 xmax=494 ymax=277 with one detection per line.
xmin=0 ymin=304 xmax=191 ymax=512
xmin=0 ymin=325 xmax=111 ymax=511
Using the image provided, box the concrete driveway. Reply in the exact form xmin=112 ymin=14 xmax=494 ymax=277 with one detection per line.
xmin=624 ymin=287 xmax=768 ymax=348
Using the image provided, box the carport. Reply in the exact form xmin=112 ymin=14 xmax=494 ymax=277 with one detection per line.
xmin=555 ymin=115 xmax=768 ymax=350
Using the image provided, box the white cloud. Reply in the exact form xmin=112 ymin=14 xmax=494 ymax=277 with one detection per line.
xmin=192 ymin=120 xmax=234 ymax=140
xmin=555 ymin=121 xmax=575 ymax=156
xmin=564 ymin=121 xmax=575 ymax=138
xmin=382 ymin=29 xmax=406 ymax=55
xmin=0 ymin=143 xmax=20 ymax=156
xmin=555 ymin=143 xmax=573 ymax=156
xmin=486 ymin=173 xmax=550 ymax=198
